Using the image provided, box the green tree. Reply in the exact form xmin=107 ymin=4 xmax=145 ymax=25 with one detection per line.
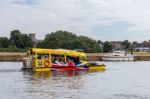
xmin=103 ymin=41 xmax=112 ymax=53
xmin=122 ymin=40 xmax=130 ymax=50
xmin=37 ymin=30 xmax=102 ymax=53
xmin=38 ymin=34 xmax=60 ymax=49
xmin=0 ymin=37 xmax=10 ymax=48
xmin=10 ymin=30 xmax=23 ymax=48
xmin=76 ymin=36 xmax=101 ymax=52
xmin=50 ymin=30 xmax=77 ymax=49
xmin=21 ymin=34 xmax=33 ymax=48
xmin=36 ymin=41 xmax=44 ymax=48
xmin=97 ymin=40 xmax=103 ymax=52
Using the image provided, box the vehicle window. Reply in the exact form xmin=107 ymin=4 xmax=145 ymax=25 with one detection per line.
xmin=66 ymin=56 xmax=80 ymax=65
xmin=37 ymin=53 xmax=49 ymax=60
xmin=51 ymin=54 xmax=65 ymax=64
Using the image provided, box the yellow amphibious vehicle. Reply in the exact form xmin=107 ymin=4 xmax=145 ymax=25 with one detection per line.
xmin=22 ymin=48 xmax=106 ymax=71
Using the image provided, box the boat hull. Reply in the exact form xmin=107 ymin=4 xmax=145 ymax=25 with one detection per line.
xmin=33 ymin=65 xmax=106 ymax=72
xmin=22 ymin=58 xmax=106 ymax=71
xmin=23 ymin=63 xmax=106 ymax=72
xmin=89 ymin=65 xmax=105 ymax=71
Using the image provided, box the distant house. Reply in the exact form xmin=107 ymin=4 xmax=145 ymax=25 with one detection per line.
xmin=110 ymin=41 xmax=123 ymax=50
xmin=134 ymin=41 xmax=150 ymax=52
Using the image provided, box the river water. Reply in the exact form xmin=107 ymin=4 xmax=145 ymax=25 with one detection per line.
xmin=0 ymin=61 xmax=150 ymax=99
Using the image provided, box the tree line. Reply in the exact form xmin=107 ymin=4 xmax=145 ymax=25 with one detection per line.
xmin=37 ymin=31 xmax=102 ymax=53
xmin=0 ymin=29 xmax=134 ymax=52
xmin=0 ymin=30 xmax=33 ymax=51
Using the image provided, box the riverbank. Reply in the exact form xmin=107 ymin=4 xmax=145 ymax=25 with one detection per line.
xmin=0 ymin=52 xmax=26 ymax=61
xmin=0 ymin=52 xmax=150 ymax=61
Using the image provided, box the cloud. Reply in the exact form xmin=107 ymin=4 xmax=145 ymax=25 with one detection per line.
xmin=12 ymin=0 xmax=36 ymax=5
xmin=0 ymin=0 xmax=150 ymax=41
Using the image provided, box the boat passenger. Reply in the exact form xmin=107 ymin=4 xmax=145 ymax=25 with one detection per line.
xmin=53 ymin=56 xmax=65 ymax=66
xmin=52 ymin=56 xmax=56 ymax=63
xmin=54 ymin=57 xmax=59 ymax=63
xmin=58 ymin=57 xmax=65 ymax=65
xmin=73 ymin=57 xmax=80 ymax=65
xmin=67 ymin=58 xmax=75 ymax=66
xmin=44 ymin=54 xmax=49 ymax=60
xmin=37 ymin=54 xmax=42 ymax=60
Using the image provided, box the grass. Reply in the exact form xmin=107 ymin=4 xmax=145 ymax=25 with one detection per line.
xmin=133 ymin=52 xmax=150 ymax=56
xmin=0 ymin=51 xmax=26 ymax=61
xmin=0 ymin=48 xmax=28 ymax=57
xmin=0 ymin=52 xmax=26 ymax=56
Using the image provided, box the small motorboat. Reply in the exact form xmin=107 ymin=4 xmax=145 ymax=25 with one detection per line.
xmin=102 ymin=51 xmax=134 ymax=61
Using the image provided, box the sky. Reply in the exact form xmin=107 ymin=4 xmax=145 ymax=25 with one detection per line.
xmin=0 ymin=0 xmax=150 ymax=42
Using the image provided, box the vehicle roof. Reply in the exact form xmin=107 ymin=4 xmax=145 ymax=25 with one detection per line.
xmin=31 ymin=48 xmax=86 ymax=56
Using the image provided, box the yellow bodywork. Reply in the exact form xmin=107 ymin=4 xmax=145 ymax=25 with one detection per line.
xmin=89 ymin=65 xmax=106 ymax=71
xmin=29 ymin=48 xmax=88 ymax=71
xmin=26 ymin=48 xmax=106 ymax=71
xmin=34 ymin=68 xmax=52 ymax=72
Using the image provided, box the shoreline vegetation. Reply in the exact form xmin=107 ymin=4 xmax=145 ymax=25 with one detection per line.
xmin=0 ymin=52 xmax=150 ymax=61
xmin=0 ymin=29 xmax=141 ymax=53
xmin=1 ymin=29 xmax=150 ymax=61
xmin=0 ymin=30 xmax=103 ymax=53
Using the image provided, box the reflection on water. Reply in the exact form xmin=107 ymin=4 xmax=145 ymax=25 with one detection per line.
xmin=1 ymin=62 xmax=150 ymax=99
xmin=23 ymin=70 xmax=105 ymax=79
xmin=21 ymin=69 xmax=105 ymax=99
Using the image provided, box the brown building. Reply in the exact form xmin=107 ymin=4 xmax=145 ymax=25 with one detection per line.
xmin=29 ymin=33 xmax=39 ymax=47
xmin=134 ymin=41 xmax=150 ymax=52
xmin=110 ymin=41 xmax=123 ymax=50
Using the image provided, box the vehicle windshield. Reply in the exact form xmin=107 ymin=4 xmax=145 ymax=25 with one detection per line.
xmin=80 ymin=56 xmax=87 ymax=61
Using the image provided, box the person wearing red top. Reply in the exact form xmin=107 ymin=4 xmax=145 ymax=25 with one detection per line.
xmin=67 ymin=58 xmax=75 ymax=67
